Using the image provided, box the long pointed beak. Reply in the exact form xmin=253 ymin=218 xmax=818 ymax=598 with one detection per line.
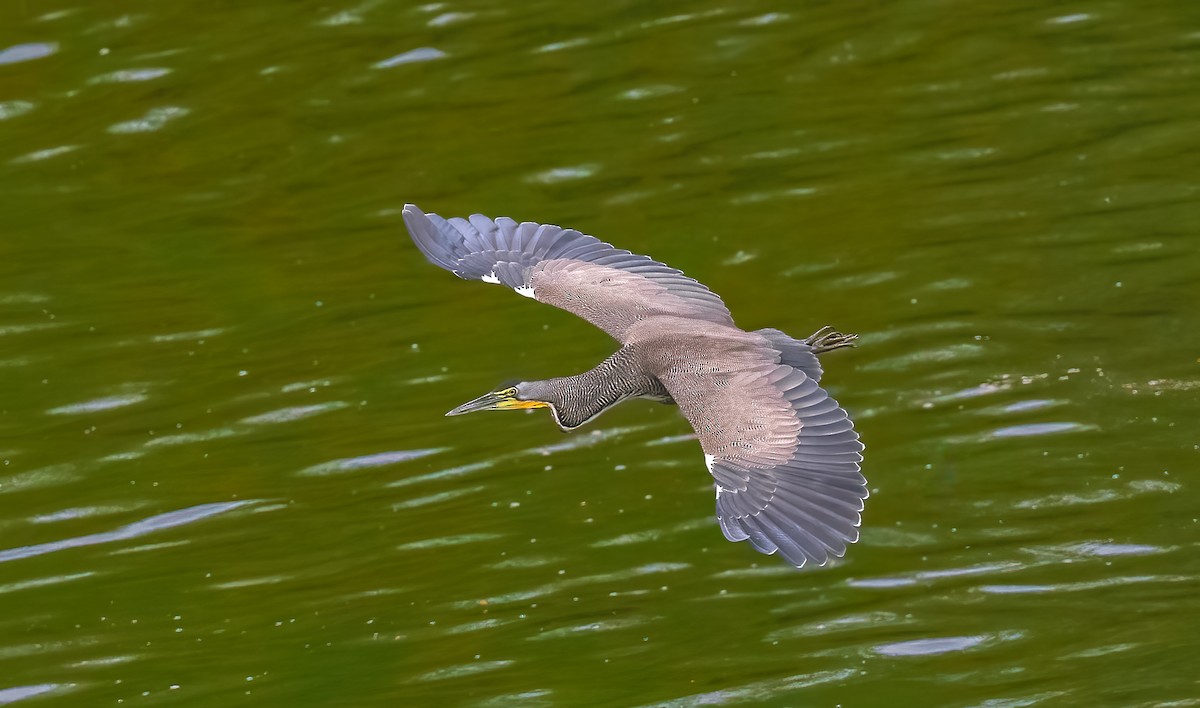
xmin=445 ymin=391 xmax=509 ymax=417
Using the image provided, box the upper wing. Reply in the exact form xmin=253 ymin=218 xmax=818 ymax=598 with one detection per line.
xmin=402 ymin=204 xmax=734 ymax=342
xmin=660 ymin=351 xmax=866 ymax=568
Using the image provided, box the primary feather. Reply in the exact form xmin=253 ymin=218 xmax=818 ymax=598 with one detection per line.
xmin=403 ymin=204 xmax=865 ymax=568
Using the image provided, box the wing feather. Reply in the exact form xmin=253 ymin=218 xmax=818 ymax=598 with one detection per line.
xmin=660 ymin=345 xmax=866 ymax=569
xmin=402 ymin=204 xmax=734 ymax=341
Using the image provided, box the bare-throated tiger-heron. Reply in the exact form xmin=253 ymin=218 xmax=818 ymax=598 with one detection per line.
xmin=402 ymin=204 xmax=866 ymax=568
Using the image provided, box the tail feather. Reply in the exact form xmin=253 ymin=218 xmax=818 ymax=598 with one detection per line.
xmin=755 ymin=328 xmax=824 ymax=382
xmin=755 ymin=326 xmax=857 ymax=383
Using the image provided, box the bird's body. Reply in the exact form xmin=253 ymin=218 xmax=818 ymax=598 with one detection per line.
xmin=402 ymin=205 xmax=867 ymax=568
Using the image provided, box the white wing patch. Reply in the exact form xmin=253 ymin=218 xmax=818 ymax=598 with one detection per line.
xmin=480 ymin=271 xmax=535 ymax=299
xmin=706 ymin=455 xmax=723 ymax=498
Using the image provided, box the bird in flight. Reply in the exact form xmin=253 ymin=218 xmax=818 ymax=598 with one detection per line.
xmin=402 ymin=205 xmax=866 ymax=568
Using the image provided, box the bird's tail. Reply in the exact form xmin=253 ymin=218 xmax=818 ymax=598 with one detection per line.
xmin=755 ymin=326 xmax=857 ymax=384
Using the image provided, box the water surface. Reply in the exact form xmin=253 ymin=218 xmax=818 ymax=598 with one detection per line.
xmin=2 ymin=0 xmax=1198 ymax=705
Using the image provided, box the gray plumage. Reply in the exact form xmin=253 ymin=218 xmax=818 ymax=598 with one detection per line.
xmin=402 ymin=204 xmax=866 ymax=568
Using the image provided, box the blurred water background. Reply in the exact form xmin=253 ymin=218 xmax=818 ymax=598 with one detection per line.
xmin=1 ymin=0 xmax=1198 ymax=705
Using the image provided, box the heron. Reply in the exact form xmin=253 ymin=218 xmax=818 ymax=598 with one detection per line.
xmin=402 ymin=204 xmax=866 ymax=568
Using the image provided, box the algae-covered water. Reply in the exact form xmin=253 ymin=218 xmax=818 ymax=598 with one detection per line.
xmin=2 ymin=0 xmax=1198 ymax=705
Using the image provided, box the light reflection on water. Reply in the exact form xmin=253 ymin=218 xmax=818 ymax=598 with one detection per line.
xmin=1 ymin=0 xmax=1197 ymax=705
xmin=0 ymin=501 xmax=256 ymax=564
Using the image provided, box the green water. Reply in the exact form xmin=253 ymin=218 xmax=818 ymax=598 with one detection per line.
xmin=2 ymin=0 xmax=1199 ymax=705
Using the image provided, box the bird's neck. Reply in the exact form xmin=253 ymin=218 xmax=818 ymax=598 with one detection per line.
xmin=544 ymin=347 xmax=648 ymax=431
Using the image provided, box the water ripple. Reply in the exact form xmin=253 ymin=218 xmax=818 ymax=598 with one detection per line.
xmin=280 ymin=378 xmax=335 ymax=393
xmin=239 ymin=401 xmax=350 ymax=425
xmin=487 ymin=556 xmax=565 ymax=570
xmin=1047 ymin=12 xmax=1093 ymax=24
xmin=0 ymin=43 xmax=58 ymax=65
xmin=1060 ymin=541 xmax=1165 ymax=557
xmin=534 ymin=38 xmax=589 ymax=53
xmin=740 ymin=12 xmax=789 ymax=26
xmin=636 ymin=668 xmax=855 ymax=708
xmin=11 ymin=145 xmax=78 ymax=163
xmin=964 ymin=690 xmax=1071 ymax=707
xmin=997 ymin=399 xmax=1062 ymax=413
xmin=766 ymin=611 xmax=912 ymax=641
xmin=69 ymin=655 xmax=136 ymax=668
xmin=522 ymin=425 xmax=649 ymax=456
xmin=862 ymin=343 xmax=984 ymax=372
xmin=618 ymin=85 xmax=684 ymax=101
xmin=388 ymin=460 xmax=493 ymax=488
xmin=428 ymin=12 xmax=473 ymax=27
xmin=457 ymin=563 xmax=689 ymax=608
xmin=46 ymin=392 xmax=148 ymax=415
xmin=0 ymin=684 xmax=65 ymax=704
xmin=396 ymin=533 xmax=502 ymax=551
xmin=299 ymin=448 xmax=445 ymax=476
xmin=107 ymin=106 xmax=189 ymax=134
xmin=0 ymin=322 xmax=64 ymax=336
xmin=0 ymin=500 xmax=256 ymax=563
xmin=443 ymin=617 xmax=516 ymax=635
xmin=874 ymin=631 xmax=1020 ymax=657
xmin=477 ymin=689 xmax=553 ymax=706
xmin=150 ymin=327 xmax=225 ymax=343
xmin=847 ymin=561 xmax=1023 ymax=589
xmin=528 ymin=616 xmax=653 ymax=641
xmin=373 ymin=47 xmax=446 ymax=68
xmin=729 ymin=186 xmax=817 ymax=205
xmin=145 ymin=427 xmax=240 ymax=448
xmin=392 ymin=485 xmax=485 ymax=510
xmin=0 ymin=572 xmax=95 ymax=595
xmin=990 ymin=422 xmax=1093 ymax=438
xmin=0 ymin=292 xmax=49 ymax=304
xmin=977 ymin=574 xmax=1189 ymax=595
xmin=592 ymin=518 xmax=711 ymax=548
xmin=318 ymin=0 xmax=382 ymax=26
xmin=643 ymin=433 xmax=696 ymax=447
xmin=212 ymin=575 xmax=292 ymax=590
xmin=413 ymin=659 xmax=513 ymax=682
xmin=525 ymin=164 xmax=599 ymax=184
xmin=89 ymin=67 xmax=171 ymax=83
xmin=0 ymin=464 xmax=80 ymax=495
xmin=109 ymin=540 xmax=189 ymax=556
xmin=0 ymin=100 xmax=35 ymax=120
xmin=1023 ymin=541 xmax=1168 ymax=561
xmin=31 ymin=504 xmax=142 ymax=523
xmin=1013 ymin=477 xmax=1179 ymax=511
xmin=638 ymin=8 xmax=724 ymax=29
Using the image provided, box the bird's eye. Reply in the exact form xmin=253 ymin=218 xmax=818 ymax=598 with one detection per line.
xmin=499 ymin=387 xmax=518 ymax=397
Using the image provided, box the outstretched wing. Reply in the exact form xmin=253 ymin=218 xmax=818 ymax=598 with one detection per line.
xmin=402 ymin=204 xmax=734 ymax=342
xmin=659 ymin=350 xmax=866 ymax=568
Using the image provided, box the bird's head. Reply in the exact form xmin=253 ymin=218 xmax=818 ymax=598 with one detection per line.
xmin=445 ymin=381 xmax=552 ymax=417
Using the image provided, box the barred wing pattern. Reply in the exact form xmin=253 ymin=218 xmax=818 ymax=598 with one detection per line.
xmin=403 ymin=205 xmax=734 ymax=342
xmin=404 ymin=203 xmax=866 ymax=568
xmin=661 ymin=359 xmax=866 ymax=568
